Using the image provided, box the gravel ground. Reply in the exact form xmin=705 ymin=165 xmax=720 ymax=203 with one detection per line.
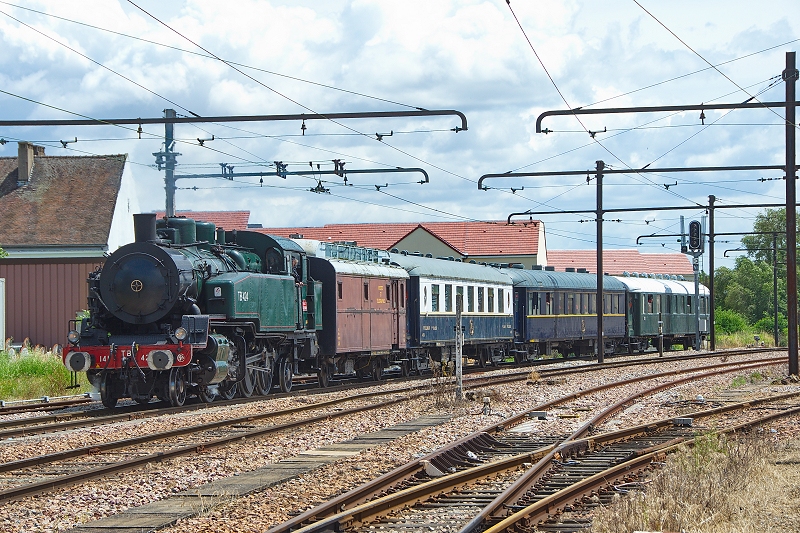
xmin=1 ymin=351 xmax=796 ymax=533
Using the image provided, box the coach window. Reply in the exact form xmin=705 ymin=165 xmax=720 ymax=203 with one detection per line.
xmin=445 ymin=284 xmax=452 ymax=312
xmin=528 ymin=292 xmax=538 ymax=315
xmin=488 ymin=288 xmax=495 ymax=313
xmin=364 ymin=282 xmax=369 ymax=302
xmin=615 ymin=294 xmax=622 ymax=314
xmin=655 ymin=294 xmax=661 ymax=313
xmin=478 ymin=287 xmax=484 ymax=313
xmin=686 ymin=296 xmax=692 ymax=313
xmin=645 ymin=294 xmax=653 ymax=313
xmin=567 ymin=293 xmax=575 ymax=315
xmin=557 ymin=293 xmax=565 ymax=314
xmin=400 ymin=283 xmax=405 ymax=308
xmin=467 ymin=286 xmax=474 ymax=312
xmin=432 ymin=284 xmax=440 ymax=312
xmin=456 ymin=286 xmax=464 ymax=311
xmin=498 ymin=288 xmax=504 ymax=313
xmin=581 ymin=293 xmax=589 ymax=314
xmin=589 ymin=294 xmax=596 ymax=314
xmin=337 ymin=281 xmax=343 ymax=300
xmin=603 ymin=294 xmax=611 ymax=314
xmin=545 ymin=293 xmax=552 ymax=314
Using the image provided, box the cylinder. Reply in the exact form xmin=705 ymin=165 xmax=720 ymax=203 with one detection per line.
xmin=196 ymin=221 xmax=216 ymax=245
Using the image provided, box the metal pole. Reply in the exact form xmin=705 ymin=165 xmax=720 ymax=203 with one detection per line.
xmin=708 ymin=195 xmax=716 ymax=350
xmin=694 ymin=255 xmax=701 ymax=351
xmin=596 ymin=160 xmax=604 ymax=364
xmin=164 ymin=109 xmax=176 ymax=217
xmin=785 ymin=52 xmax=798 ymax=375
xmin=455 ymin=294 xmax=463 ymax=401
xmin=774 ymin=232 xmax=780 ymax=347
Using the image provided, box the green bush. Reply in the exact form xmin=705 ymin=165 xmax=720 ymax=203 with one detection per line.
xmin=715 ymin=309 xmax=748 ymax=334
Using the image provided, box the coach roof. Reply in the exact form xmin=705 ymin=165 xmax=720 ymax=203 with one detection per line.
xmin=388 ymin=253 xmax=511 ymax=284
xmin=506 ymin=268 xmax=626 ymax=291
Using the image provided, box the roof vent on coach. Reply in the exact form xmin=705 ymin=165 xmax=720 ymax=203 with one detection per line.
xmin=622 ymin=271 xmax=630 ymax=276
xmin=632 ymin=271 xmax=639 ymax=277
xmin=532 ymin=265 xmax=542 ymax=270
xmin=469 ymin=260 xmax=477 ymax=264
xmin=289 ymin=233 xmax=304 ymax=239
xmin=545 ymin=266 xmax=555 ymax=271
xmin=566 ymin=267 xmax=575 ymax=272
xmin=425 ymin=253 xmax=433 ymax=258
xmin=511 ymin=263 xmax=524 ymax=269
xmin=577 ymin=268 xmax=587 ymax=273
xmin=391 ymin=248 xmax=399 ymax=253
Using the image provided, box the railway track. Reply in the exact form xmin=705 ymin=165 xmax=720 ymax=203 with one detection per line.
xmin=266 ymin=355 xmax=792 ymax=533
xmin=0 ymin=348 xmax=777 ymax=440
xmin=1 ymin=347 xmax=773 ymax=420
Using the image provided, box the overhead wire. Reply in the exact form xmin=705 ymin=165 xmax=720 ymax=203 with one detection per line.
xmin=126 ymin=0 xmax=478 ymax=187
xmin=632 ymin=0 xmax=798 ymax=129
xmin=505 ymin=0 xmax=703 ymax=208
xmin=0 ymin=0 xmax=422 ymax=111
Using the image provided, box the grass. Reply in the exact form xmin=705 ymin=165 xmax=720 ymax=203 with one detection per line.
xmin=0 ymin=345 xmax=92 ymax=401
xmin=715 ymin=329 xmax=777 ymax=348
xmin=590 ymin=433 xmax=796 ymax=532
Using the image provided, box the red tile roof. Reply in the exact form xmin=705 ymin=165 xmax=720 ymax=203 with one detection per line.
xmin=257 ymin=221 xmax=542 ymax=256
xmin=153 ymin=211 xmax=250 ymax=231
xmin=546 ymin=249 xmax=693 ymax=276
xmin=0 ymin=154 xmax=126 ymax=246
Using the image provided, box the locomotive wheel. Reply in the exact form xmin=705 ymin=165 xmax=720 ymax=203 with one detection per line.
xmin=168 ymin=367 xmax=187 ymax=407
xmin=100 ymin=373 xmax=118 ymax=409
xmin=239 ymin=365 xmax=257 ymax=398
xmin=279 ymin=360 xmax=293 ymax=393
xmin=218 ymin=380 xmax=237 ymax=400
xmin=197 ymin=385 xmax=216 ymax=403
xmin=371 ymin=358 xmax=384 ymax=381
xmin=255 ymin=360 xmax=274 ymax=396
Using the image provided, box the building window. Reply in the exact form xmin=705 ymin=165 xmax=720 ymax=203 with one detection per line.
xmin=432 ymin=284 xmax=440 ymax=312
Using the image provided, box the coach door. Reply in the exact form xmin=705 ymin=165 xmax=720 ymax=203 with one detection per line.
xmin=391 ymin=280 xmax=404 ymax=348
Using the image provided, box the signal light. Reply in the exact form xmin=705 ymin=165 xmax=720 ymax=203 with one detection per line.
xmin=688 ymin=220 xmax=702 ymax=251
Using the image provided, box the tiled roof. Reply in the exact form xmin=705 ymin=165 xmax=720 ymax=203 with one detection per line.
xmin=257 ymin=221 xmax=542 ymax=256
xmin=0 ymin=154 xmax=126 ymax=246
xmin=546 ymin=249 xmax=693 ymax=276
xmin=154 ymin=210 xmax=250 ymax=231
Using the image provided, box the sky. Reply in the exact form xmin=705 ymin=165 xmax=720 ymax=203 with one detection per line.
xmin=0 ymin=0 xmax=798 ymax=270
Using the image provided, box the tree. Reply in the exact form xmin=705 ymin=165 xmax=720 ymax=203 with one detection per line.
xmin=0 ymin=247 xmax=6 ymax=258
xmin=741 ymin=208 xmax=798 ymax=269
xmin=714 ymin=257 xmax=777 ymax=324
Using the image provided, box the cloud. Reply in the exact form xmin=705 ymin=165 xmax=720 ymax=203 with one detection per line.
xmin=0 ymin=0 xmax=796 ymax=269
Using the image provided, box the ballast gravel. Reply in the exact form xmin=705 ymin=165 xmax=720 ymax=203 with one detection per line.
xmin=0 ymin=351 xmax=797 ymax=533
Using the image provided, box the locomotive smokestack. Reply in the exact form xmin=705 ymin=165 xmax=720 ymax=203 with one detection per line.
xmin=134 ymin=213 xmax=157 ymax=242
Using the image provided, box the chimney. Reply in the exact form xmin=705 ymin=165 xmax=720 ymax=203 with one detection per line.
xmin=17 ymin=142 xmax=45 ymax=185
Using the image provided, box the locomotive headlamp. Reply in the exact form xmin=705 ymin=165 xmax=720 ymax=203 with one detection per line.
xmin=67 ymin=330 xmax=80 ymax=345
xmin=174 ymin=327 xmax=188 ymax=341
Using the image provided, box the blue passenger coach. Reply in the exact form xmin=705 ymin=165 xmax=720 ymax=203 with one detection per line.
xmin=388 ymin=253 xmax=514 ymax=369
xmin=507 ymin=266 xmax=627 ymax=357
